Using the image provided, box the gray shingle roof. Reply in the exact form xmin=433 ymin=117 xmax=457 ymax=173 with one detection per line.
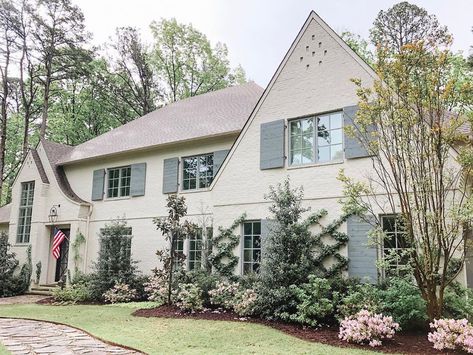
xmin=41 ymin=140 xmax=89 ymax=204
xmin=58 ymin=82 xmax=264 ymax=165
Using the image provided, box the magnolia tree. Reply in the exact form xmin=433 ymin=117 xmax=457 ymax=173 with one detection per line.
xmin=339 ymin=33 xmax=473 ymax=318
xmin=154 ymin=194 xmax=197 ymax=304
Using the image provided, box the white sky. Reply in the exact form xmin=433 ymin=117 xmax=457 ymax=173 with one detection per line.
xmin=77 ymin=0 xmax=473 ymax=86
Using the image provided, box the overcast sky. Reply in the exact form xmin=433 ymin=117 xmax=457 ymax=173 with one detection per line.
xmin=77 ymin=0 xmax=473 ymax=86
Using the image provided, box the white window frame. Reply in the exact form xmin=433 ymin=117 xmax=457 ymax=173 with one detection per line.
xmin=16 ymin=181 xmax=35 ymax=244
xmin=380 ymin=214 xmax=410 ymax=277
xmin=106 ymin=166 xmax=131 ymax=198
xmin=288 ymin=111 xmax=344 ymax=166
xmin=241 ymin=220 xmax=262 ymax=275
xmin=181 ymin=153 xmax=214 ymax=191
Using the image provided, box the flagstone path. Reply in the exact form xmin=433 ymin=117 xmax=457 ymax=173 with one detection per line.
xmin=0 ymin=318 xmax=140 ymax=354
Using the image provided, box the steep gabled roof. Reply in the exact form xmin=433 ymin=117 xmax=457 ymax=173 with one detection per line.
xmin=211 ymin=11 xmax=377 ymax=188
xmin=58 ymin=82 xmax=264 ymax=165
xmin=41 ymin=139 xmax=89 ymax=204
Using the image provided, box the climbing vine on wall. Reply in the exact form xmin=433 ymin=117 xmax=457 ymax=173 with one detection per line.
xmin=312 ymin=210 xmax=354 ymax=278
xmin=71 ymin=232 xmax=86 ymax=273
xmin=208 ymin=214 xmax=246 ymax=278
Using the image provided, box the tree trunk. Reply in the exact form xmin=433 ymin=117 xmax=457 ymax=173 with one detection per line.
xmin=40 ymin=80 xmax=50 ymax=138
xmin=167 ymin=232 xmax=176 ymax=304
xmin=0 ymin=40 xmax=10 ymax=203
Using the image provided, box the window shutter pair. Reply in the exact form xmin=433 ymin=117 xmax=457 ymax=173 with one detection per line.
xmin=258 ymin=107 xmax=374 ymax=169
xmin=162 ymin=150 xmax=230 ymax=194
xmin=91 ymin=163 xmax=146 ymax=201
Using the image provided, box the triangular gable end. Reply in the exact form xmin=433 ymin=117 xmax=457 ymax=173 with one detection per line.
xmin=210 ymin=10 xmax=377 ymax=188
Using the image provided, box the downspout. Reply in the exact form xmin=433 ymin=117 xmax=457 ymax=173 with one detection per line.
xmin=83 ymin=203 xmax=93 ymax=273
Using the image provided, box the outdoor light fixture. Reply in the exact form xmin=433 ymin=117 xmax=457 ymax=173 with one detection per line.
xmin=48 ymin=205 xmax=60 ymax=224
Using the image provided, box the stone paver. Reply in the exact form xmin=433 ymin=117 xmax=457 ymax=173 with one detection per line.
xmin=0 ymin=319 xmax=140 ymax=354
xmin=0 ymin=296 xmax=47 ymax=305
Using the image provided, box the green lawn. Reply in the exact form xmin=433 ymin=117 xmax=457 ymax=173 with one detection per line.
xmin=0 ymin=303 xmax=381 ymax=355
xmin=0 ymin=343 xmax=8 ymax=355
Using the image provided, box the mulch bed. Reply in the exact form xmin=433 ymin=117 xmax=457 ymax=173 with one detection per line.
xmin=134 ymin=305 xmax=461 ymax=354
xmin=35 ymin=297 xmax=104 ymax=306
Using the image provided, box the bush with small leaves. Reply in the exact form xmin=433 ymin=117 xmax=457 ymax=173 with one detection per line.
xmin=208 ymin=280 xmax=239 ymax=310
xmin=52 ymin=283 xmax=91 ymax=304
xmin=428 ymin=318 xmax=473 ymax=353
xmin=233 ymin=288 xmax=258 ymax=317
xmin=144 ymin=270 xmax=168 ymax=303
xmin=103 ymin=283 xmax=137 ymax=304
xmin=175 ymin=283 xmax=204 ymax=312
xmin=339 ymin=310 xmax=400 ymax=347
xmin=337 ymin=282 xmax=382 ymax=320
xmin=280 ymin=276 xmax=337 ymax=326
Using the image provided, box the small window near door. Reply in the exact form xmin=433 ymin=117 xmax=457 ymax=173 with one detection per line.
xmin=381 ymin=215 xmax=411 ymax=277
xmin=107 ymin=166 xmax=131 ymax=198
xmin=16 ymin=181 xmax=35 ymax=243
xmin=242 ymin=221 xmax=261 ymax=274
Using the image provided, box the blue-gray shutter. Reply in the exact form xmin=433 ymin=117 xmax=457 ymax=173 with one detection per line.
xmin=213 ymin=149 xmax=229 ymax=176
xmin=130 ymin=163 xmax=146 ymax=197
xmin=91 ymin=169 xmax=105 ymax=201
xmin=260 ymin=119 xmax=285 ymax=170
xmin=163 ymin=158 xmax=179 ymax=194
xmin=344 ymin=105 xmax=372 ymax=159
xmin=347 ymin=215 xmax=378 ymax=283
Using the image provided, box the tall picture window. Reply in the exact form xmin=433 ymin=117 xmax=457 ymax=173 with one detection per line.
xmin=242 ymin=221 xmax=261 ymax=274
xmin=16 ymin=181 xmax=35 ymax=243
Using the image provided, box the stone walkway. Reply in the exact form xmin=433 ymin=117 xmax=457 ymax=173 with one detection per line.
xmin=0 ymin=318 xmax=140 ymax=354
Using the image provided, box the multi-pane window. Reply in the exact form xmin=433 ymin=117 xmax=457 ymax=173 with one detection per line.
xmin=381 ymin=215 xmax=410 ymax=277
xmin=289 ymin=112 xmax=343 ymax=165
xmin=182 ymin=154 xmax=214 ymax=190
xmin=243 ymin=221 xmax=261 ymax=274
xmin=107 ymin=166 xmax=131 ymax=198
xmin=16 ymin=181 xmax=35 ymax=243
xmin=173 ymin=237 xmax=185 ymax=270
xmin=188 ymin=228 xmax=203 ymax=270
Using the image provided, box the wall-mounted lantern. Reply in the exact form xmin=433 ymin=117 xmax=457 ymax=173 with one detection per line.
xmin=48 ymin=205 xmax=60 ymax=224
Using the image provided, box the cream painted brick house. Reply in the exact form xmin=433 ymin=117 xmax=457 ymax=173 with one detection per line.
xmin=2 ymin=11 xmax=471 ymax=287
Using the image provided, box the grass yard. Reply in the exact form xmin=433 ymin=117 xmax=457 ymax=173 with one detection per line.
xmin=0 ymin=343 xmax=8 ymax=355
xmin=0 ymin=303 xmax=382 ymax=355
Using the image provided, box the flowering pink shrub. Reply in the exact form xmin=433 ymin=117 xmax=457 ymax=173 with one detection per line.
xmin=103 ymin=283 xmax=137 ymax=303
xmin=233 ymin=289 xmax=258 ymax=316
xmin=208 ymin=281 xmax=239 ymax=309
xmin=428 ymin=318 xmax=473 ymax=353
xmin=339 ymin=309 xmax=400 ymax=347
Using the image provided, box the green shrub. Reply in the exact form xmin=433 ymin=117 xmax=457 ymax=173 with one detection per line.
xmin=280 ymin=276 xmax=338 ymax=326
xmin=337 ymin=282 xmax=382 ymax=319
xmin=177 ymin=269 xmax=219 ymax=307
xmin=175 ymin=283 xmax=204 ymax=312
xmin=234 ymin=288 xmax=258 ymax=317
xmin=88 ymin=220 xmax=139 ymax=301
xmin=52 ymin=283 xmax=91 ymax=304
xmin=379 ymin=277 xmax=427 ymax=330
xmin=0 ymin=234 xmax=31 ymax=297
xmin=103 ymin=283 xmax=137 ymax=303
xmin=443 ymin=282 xmax=473 ymax=320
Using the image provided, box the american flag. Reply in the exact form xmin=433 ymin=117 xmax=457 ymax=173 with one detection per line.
xmin=52 ymin=228 xmax=66 ymax=259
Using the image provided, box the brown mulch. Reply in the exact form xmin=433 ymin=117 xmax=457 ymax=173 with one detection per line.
xmin=133 ymin=305 xmax=460 ymax=355
xmin=35 ymin=297 xmax=104 ymax=306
